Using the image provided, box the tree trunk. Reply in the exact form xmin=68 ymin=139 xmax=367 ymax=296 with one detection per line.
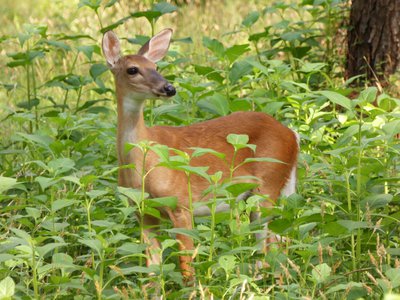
xmin=346 ymin=0 xmax=400 ymax=85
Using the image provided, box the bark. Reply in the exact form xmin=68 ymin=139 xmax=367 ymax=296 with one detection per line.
xmin=346 ymin=0 xmax=400 ymax=84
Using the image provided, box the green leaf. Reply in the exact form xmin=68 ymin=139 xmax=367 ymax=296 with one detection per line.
xmin=179 ymin=165 xmax=210 ymax=180
xmin=16 ymin=98 xmax=40 ymax=110
xmin=37 ymin=243 xmax=68 ymax=257
xmin=90 ymin=63 xmax=108 ymax=79
xmin=147 ymin=196 xmax=177 ymax=210
xmin=337 ymin=220 xmax=369 ymax=232
xmin=35 ymin=176 xmax=57 ymax=191
xmin=77 ymin=45 xmax=99 ymax=60
xmin=78 ymin=0 xmax=101 ymax=10
xmin=358 ymin=86 xmax=377 ymax=104
xmin=242 ymin=11 xmax=260 ymax=27
xmin=48 ymin=158 xmax=75 ymax=175
xmin=300 ymin=62 xmax=326 ymax=73
xmin=219 ymin=255 xmax=237 ymax=274
xmin=86 ymin=189 xmax=108 ymax=199
xmin=268 ymin=218 xmax=291 ymax=234
xmin=229 ymin=60 xmax=253 ymax=84
xmin=190 ymin=147 xmax=226 ymax=160
xmin=225 ymin=44 xmax=250 ymax=63
xmin=197 ymin=93 xmax=229 ymax=116
xmin=117 ymin=243 xmax=147 ymax=255
xmin=0 ymin=176 xmax=18 ymax=193
xmin=118 ymin=186 xmax=145 ymax=207
xmin=225 ymin=182 xmax=259 ymax=197
xmin=202 ymin=37 xmax=225 ymax=57
xmin=161 ymin=239 xmax=177 ymax=250
xmin=52 ymin=199 xmax=76 ymax=212
xmin=0 ymin=277 xmax=15 ymax=299
xmin=43 ymin=40 xmax=71 ymax=51
xmin=383 ymin=120 xmax=400 ymax=137
xmin=244 ymin=157 xmax=284 ymax=164
xmin=153 ymin=2 xmax=177 ymax=14
xmin=318 ymin=91 xmax=352 ymax=110
xmin=361 ymin=194 xmax=393 ymax=210
xmin=227 ymin=134 xmax=255 ymax=151
xmin=312 ymin=263 xmax=331 ymax=283
xmin=386 ymin=268 xmax=400 ymax=288
xmin=25 ymin=207 xmax=41 ymax=219
xmin=78 ymin=239 xmax=103 ymax=258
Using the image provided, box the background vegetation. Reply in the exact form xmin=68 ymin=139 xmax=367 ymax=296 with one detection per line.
xmin=0 ymin=0 xmax=399 ymax=299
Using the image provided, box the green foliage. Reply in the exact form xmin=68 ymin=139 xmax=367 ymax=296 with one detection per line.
xmin=1 ymin=0 xmax=399 ymax=299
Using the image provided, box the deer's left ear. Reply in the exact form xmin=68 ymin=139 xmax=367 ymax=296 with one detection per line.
xmin=102 ymin=31 xmax=121 ymax=68
xmin=138 ymin=28 xmax=173 ymax=63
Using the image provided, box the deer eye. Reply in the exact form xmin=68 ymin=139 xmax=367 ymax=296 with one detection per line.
xmin=127 ymin=67 xmax=139 ymax=75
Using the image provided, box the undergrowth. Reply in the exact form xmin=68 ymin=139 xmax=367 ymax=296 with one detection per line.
xmin=0 ymin=1 xmax=399 ymax=299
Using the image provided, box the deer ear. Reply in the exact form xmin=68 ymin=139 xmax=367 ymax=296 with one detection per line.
xmin=138 ymin=28 xmax=173 ymax=63
xmin=102 ymin=31 xmax=121 ymax=68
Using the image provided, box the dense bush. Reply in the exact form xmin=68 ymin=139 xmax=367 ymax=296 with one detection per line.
xmin=0 ymin=1 xmax=399 ymax=299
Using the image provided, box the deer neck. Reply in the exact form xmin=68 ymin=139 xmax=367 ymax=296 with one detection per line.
xmin=116 ymin=88 xmax=149 ymax=165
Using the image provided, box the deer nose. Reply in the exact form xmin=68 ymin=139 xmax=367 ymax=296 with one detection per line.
xmin=164 ymin=83 xmax=176 ymax=96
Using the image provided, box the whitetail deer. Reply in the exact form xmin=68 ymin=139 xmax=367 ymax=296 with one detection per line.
xmin=102 ymin=28 xmax=299 ymax=280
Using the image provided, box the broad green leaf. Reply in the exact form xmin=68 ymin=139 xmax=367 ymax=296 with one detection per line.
xmin=86 ymin=189 xmax=108 ymax=199
xmin=300 ymin=62 xmax=326 ymax=73
xmin=48 ymin=158 xmax=75 ymax=175
xmin=37 ymin=243 xmax=68 ymax=257
xmin=219 ymin=255 xmax=237 ymax=274
xmin=10 ymin=228 xmax=32 ymax=244
xmin=77 ymin=45 xmax=99 ymax=60
xmin=190 ymin=147 xmax=226 ymax=160
xmin=361 ymin=194 xmax=393 ymax=209
xmin=117 ymin=243 xmax=147 ymax=255
xmin=225 ymin=182 xmax=259 ymax=197
xmin=318 ymin=91 xmax=352 ymax=110
xmin=43 ymin=40 xmax=71 ymax=51
xmin=161 ymin=239 xmax=177 ymax=250
xmin=312 ymin=263 xmax=331 ymax=283
xmin=383 ymin=120 xmax=400 ymax=137
xmin=229 ymin=60 xmax=253 ymax=84
xmin=225 ymin=44 xmax=250 ymax=63
xmin=0 ymin=255 xmax=14 ymax=263
xmin=118 ymin=186 xmax=145 ymax=207
xmin=78 ymin=0 xmax=101 ymax=10
xmin=90 ymin=63 xmax=108 ymax=79
xmin=338 ymin=220 xmax=369 ymax=232
xmin=0 ymin=277 xmax=15 ymax=299
xmin=227 ymin=134 xmax=256 ymax=152
xmin=35 ymin=176 xmax=57 ymax=191
xmin=242 ymin=11 xmax=260 ymax=27
xmin=0 ymin=176 xmax=17 ymax=193
xmin=197 ymin=93 xmax=229 ymax=116
xmin=358 ymin=86 xmax=377 ymax=104
xmin=147 ymin=196 xmax=177 ymax=209
xmin=78 ymin=239 xmax=103 ymax=258
xmin=25 ymin=207 xmax=40 ymax=219
xmin=91 ymin=220 xmax=116 ymax=227
xmin=203 ymin=37 xmax=225 ymax=57
xmin=165 ymin=228 xmax=200 ymax=241
xmin=386 ymin=268 xmax=400 ymax=288
xmin=153 ymin=2 xmax=177 ymax=14
xmin=179 ymin=165 xmax=210 ymax=180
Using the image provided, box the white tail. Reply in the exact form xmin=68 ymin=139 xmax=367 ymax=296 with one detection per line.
xmin=102 ymin=29 xmax=299 ymax=280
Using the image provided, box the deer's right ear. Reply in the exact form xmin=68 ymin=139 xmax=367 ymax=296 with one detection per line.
xmin=102 ymin=31 xmax=121 ymax=68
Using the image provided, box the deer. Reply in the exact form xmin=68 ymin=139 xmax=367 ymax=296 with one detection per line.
xmin=102 ymin=28 xmax=299 ymax=280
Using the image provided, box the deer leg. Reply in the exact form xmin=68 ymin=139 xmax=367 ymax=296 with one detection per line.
xmin=143 ymin=215 xmax=162 ymax=267
xmin=166 ymin=207 xmax=195 ymax=280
